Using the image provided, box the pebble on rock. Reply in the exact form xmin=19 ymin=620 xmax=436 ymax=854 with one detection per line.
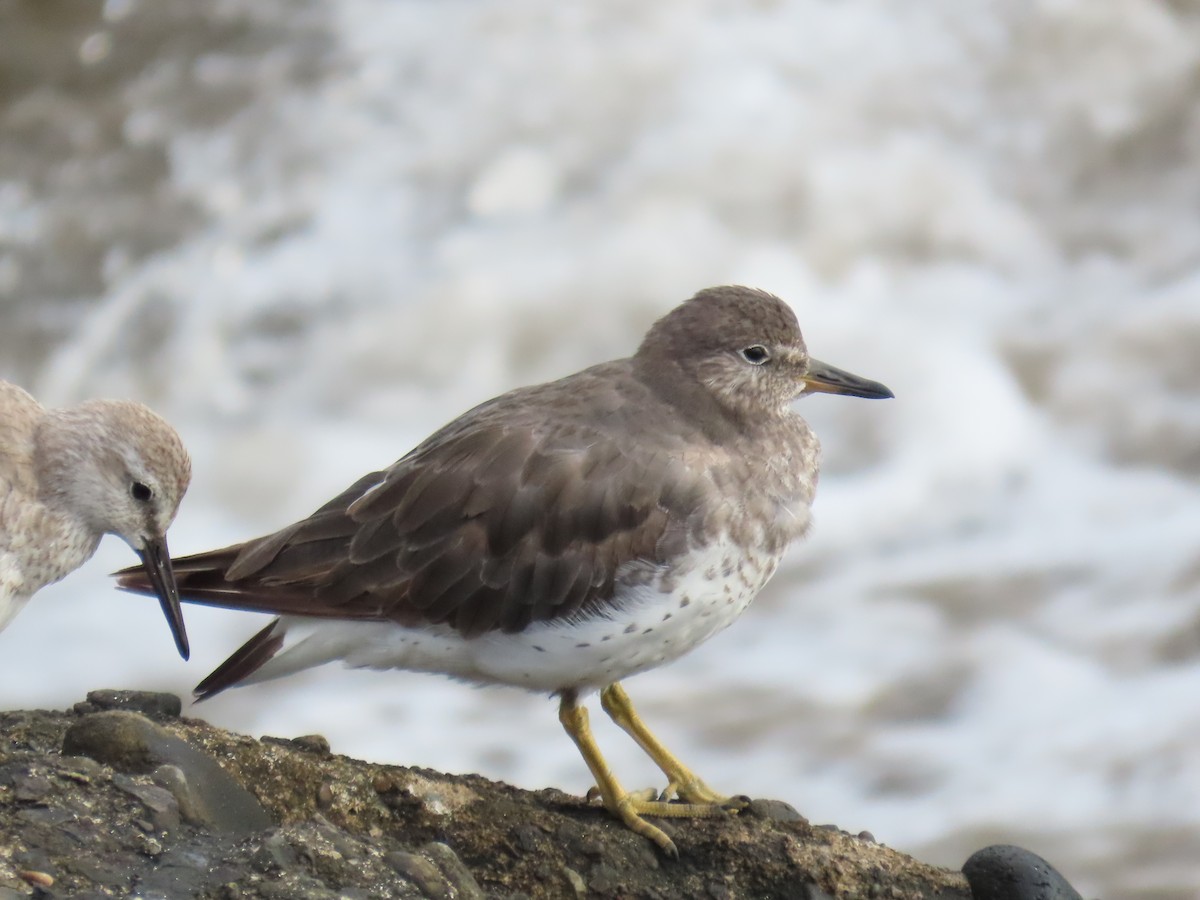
xmin=745 ymin=798 xmax=806 ymax=823
xmin=962 ymin=844 xmax=1083 ymax=900
xmin=74 ymin=690 xmax=183 ymax=718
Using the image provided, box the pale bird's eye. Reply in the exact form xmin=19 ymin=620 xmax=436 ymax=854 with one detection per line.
xmin=130 ymin=481 xmax=153 ymax=503
xmin=739 ymin=345 xmax=770 ymax=366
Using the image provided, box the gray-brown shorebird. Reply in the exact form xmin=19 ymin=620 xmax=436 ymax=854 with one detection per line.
xmin=117 ymin=285 xmax=892 ymax=854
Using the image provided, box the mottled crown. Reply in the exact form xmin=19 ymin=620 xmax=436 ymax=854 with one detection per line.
xmin=636 ymin=286 xmax=806 ymax=360
xmin=103 ymin=400 xmax=192 ymax=504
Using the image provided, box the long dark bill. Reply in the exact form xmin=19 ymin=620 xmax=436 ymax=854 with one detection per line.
xmin=137 ymin=534 xmax=190 ymax=660
xmin=802 ymin=358 xmax=894 ymax=400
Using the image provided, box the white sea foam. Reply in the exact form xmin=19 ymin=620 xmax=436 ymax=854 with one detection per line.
xmin=3 ymin=2 xmax=1199 ymax=896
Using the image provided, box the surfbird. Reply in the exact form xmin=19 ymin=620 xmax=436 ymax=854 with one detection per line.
xmin=116 ymin=285 xmax=892 ymax=854
xmin=1 ymin=380 xmax=192 ymax=658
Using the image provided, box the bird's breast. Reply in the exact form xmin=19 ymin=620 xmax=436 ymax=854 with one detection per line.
xmin=709 ymin=420 xmax=818 ymax=556
xmin=0 ymin=493 xmax=101 ymax=600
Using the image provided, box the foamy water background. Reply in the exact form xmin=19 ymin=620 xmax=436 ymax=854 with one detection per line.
xmin=3 ymin=2 xmax=1200 ymax=896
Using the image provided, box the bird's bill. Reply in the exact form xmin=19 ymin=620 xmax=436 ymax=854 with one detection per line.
xmin=802 ymin=358 xmax=894 ymax=400
xmin=137 ymin=534 xmax=190 ymax=660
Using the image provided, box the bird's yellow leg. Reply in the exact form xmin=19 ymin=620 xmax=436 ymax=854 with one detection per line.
xmin=600 ymin=682 xmax=745 ymax=808
xmin=558 ymin=691 xmax=729 ymax=857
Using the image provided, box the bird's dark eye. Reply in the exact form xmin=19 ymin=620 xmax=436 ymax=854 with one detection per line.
xmin=130 ymin=482 xmax=153 ymax=503
xmin=739 ymin=345 xmax=770 ymax=365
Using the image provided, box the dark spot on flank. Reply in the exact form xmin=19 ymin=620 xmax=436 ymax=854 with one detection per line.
xmin=576 ymin=642 xmax=590 ymax=648
xmin=533 ymin=645 xmax=545 ymax=653
xmin=661 ymin=613 xmax=672 ymax=622
xmin=642 ymin=628 xmax=654 ymax=635
xmin=601 ymin=635 xmax=612 ymax=642
xmin=679 ymin=597 xmax=691 ymax=608
xmin=624 ymin=623 xmax=637 ymax=635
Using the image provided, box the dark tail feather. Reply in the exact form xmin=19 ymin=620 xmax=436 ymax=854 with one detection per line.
xmin=114 ymin=544 xmax=249 ymax=608
xmin=114 ymin=546 xmax=363 ymax=619
xmin=194 ymin=620 xmax=285 ymax=702
xmin=114 ymin=577 xmax=341 ymax=618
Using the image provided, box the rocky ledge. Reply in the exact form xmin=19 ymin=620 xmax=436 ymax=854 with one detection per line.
xmin=0 ymin=691 xmax=1058 ymax=899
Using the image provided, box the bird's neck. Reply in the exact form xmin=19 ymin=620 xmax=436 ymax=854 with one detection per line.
xmin=33 ymin=414 xmax=109 ymax=532
xmin=632 ymin=355 xmax=756 ymax=444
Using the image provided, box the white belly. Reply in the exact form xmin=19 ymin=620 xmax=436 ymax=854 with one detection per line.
xmin=256 ymin=534 xmax=784 ymax=693
xmin=472 ymin=537 xmax=780 ymax=690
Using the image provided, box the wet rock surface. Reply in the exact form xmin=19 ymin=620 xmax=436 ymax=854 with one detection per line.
xmin=963 ymin=845 xmax=1084 ymax=900
xmin=0 ymin=694 xmax=971 ymax=899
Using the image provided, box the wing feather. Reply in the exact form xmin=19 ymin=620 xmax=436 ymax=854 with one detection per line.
xmin=114 ymin=365 xmax=716 ymax=641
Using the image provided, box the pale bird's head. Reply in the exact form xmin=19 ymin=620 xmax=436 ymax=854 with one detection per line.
xmin=37 ymin=399 xmax=193 ymax=658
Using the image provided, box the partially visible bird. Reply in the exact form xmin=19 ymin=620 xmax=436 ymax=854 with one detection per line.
xmin=117 ymin=285 xmax=892 ymax=854
xmin=1 ymin=380 xmax=192 ymax=658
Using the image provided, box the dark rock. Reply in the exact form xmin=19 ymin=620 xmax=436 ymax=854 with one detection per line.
xmin=262 ymin=734 xmax=332 ymax=756
xmin=0 ymin=699 xmax=974 ymax=899
xmin=387 ymin=848 xmax=456 ymax=898
xmin=587 ymin=861 xmax=624 ymax=895
xmin=153 ymin=762 xmax=269 ymax=834
xmin=75 ymin=690 xmax=183 ymax=718
xmin=112 ymin=775 xmax=182 ymax=831
xmin=315 ymin=782 xmax=334 ymax=809
xmin=512 ymin=822 xmax=546 ymax=853
xmin=963 ymin=844 xmax=1083 ymax=900
xmin=420 ymin=842 xmax=485 ymax=899
xmin=62 ymin=711 xmax=272 ymax=833
xmin=12 ymin=848 xmax=54 ymax=873
xmin=62 ymin=711 xmax=168 ymax=772
xmin=384 ymin=841 xmax=486 ymax=898
xmin=252 ymin=831 xmax=297 ymax=873
xmin=746 ymin=798 xmax=806 ymax=822
xmin=16 ymin=807 xmax=72 ymax=829
xmin=55 ymin=756 xmax=103 ymax=780
xmin=134 ymin=861 xmax=212 ymax=900
xmin=560 ymin=865 xmax=587 ymax=897
xmin=13 ymin=774 xmax=52 ymax=803
xmin=67 ymin=856 xmax=129 ymax=889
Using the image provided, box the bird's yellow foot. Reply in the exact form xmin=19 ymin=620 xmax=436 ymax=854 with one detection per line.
xmin=582 ymin=784 xmax=735 ymax=857
xmin=658 ymin=777 xmax=750 ymax=810
xmin=559 ymin=695 xmax=684 ymax=855
xmin=560 ymin=685 xmax=748 ymax=856
xmin=600 ymin=682 xmax=746 ymax=810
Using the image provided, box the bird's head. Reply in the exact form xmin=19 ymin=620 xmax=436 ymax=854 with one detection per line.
xmin=636 ymin=286 xmax=893 ymax=420
xmin=37 ymin=399 xmax=192 ymax=658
